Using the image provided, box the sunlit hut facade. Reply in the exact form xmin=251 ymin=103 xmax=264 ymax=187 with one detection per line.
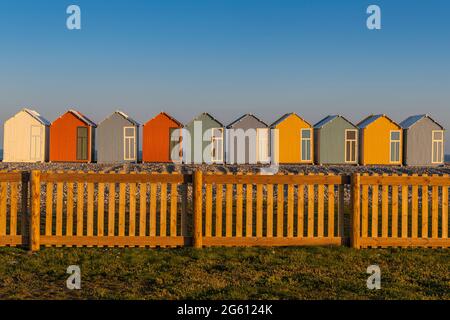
xmin=270 ymin=113 xmax=313 ymax=164
xmin=358 ymin=114 xmax=402 ymax=165
xmin=50 ymin=110 xmax=97 ymax=163
xmin=184 ymin=113 xmax=224 ymax=164
xmin=400 ymin=114 xmax=445 ymax=166
xmin=142 ymin=112 xmax=183 ymax=163
xmin=97 ymin=111 xmax=140 ymax=164
xmin=226 ymin=114 xmax=269 ymax=164
xmin=313 ymin=115 xmax=358 ymax=165
xmin=3 ymin=108 xmax=50 ymax=163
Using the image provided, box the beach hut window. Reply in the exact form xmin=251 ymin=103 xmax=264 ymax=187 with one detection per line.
xmin=345 ymin=129 xmax=357 ymax=163
xmin=390 ymin=130 xmax=401 ymax=163
xmin=124 ymin=127 xmax=136 ymax=161
xmin=301 ymin=129 xmax=312 ymax=161
xmin=211 ymin=128 xmax=223 ymax=163
xmin=76 ymin=127 xmax=88 ymax=160
xmin=432 ymin=130 xmax=444 ymax=163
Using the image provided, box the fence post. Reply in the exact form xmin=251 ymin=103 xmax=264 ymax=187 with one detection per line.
xmin=30 ymin=170 xmax=41 ymax=252
xmin=351 ymin=173 xmax=361 ymax=249
xmin=193 ymin=170 xmax=203 ymax=248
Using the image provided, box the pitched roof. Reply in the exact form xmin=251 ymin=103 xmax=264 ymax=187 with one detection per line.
xmin=67 ymin=109 xmax=97 ymax=127
xmin=145 ymin=112 xmax=183 ymax=127
xmin=400 ymin=114 xmax=444 ymax=130
xmin=188 ymin=112 xmax=223 ymax=127
xmin=314 ymin=115 xmax=357 ymax=129
xmin=99 ymin=110 xmax=140 ymax=126
xmin=21 ymin=108 xmax=51 ymax=126
xmin=357 ymin=114 xmax=399 ymax=129
xmin=270 ymin=112 xmax=312 ymax=128
xmin=227 ymin=113 xmax=267 ymax=128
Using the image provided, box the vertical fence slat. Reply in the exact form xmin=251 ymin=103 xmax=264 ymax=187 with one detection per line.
xmin=266 ymin=184 xmax=273 ymax=238
xmin=30 ymin=171 xmax=41 ymax=251
xmin=170 ymin=182 xmax=178 ymax=237
xmin=297 ymin=181 xmax=304 ymax=238
xmin=411 ymin=174 xmax=418 ymax=238
xmin=139 ymin=181 xmax=147 ymax=237
xmin=351 ymin=173 xmax=361 ymax=249
xmin=338 ymin=184 xmax=345 ymax=238
xmin=421 ymin=182 xmax=429 ymax=238
xmin=361 ymin=180 xmax=369 ymax=238
xmin=149 ymin=181 xmax=157 ymax=237
xmin=276 ymin=184 xmax=284 ymax=238
xmin=328 ymin=183 xmax=335 ymax=237
xmin=226 ymin=181 xmax=233 ymax=237
xmin=236 ymin=175 xmax=243 ymax=237
xmin=257 ymin=184 xmax=263 ymax=238
xmin=317 ymin=175 xmax=324 ymax=238
xmin=193 ymin=171 xmax=203 ymax=248
xmin=246 ymin=182 xmax=253 ymax=237
xmin=307 ymin=183 xmax=314 ymax=238
xmin=215 ymin=182 xmax=223 ymax=238
xmin=205 ymin=177 xmax=212 ymax=237
xmin=67 ymin=181 xmax=74 ymax=237
xmin=0 ymin=182 xmax=7 ymax=236
xmin=401 ymin=175 xmax=408 ymax=238
xmin=129 ymin=178 xmax=137 ymax=237
xmin=442 ymin=181 xmax=448 ymax=239
xmin=431 ymin=179 xmax=438 ymax=239
xmin=56 ymin=180 xmax=64 ymax=239
xmin=98 ymin=181 xmax=105 ymax=237
xmin=108 ymin=182 xmax=115 ymax=237
xmin=371 ymin=182 xmax=379 ymax=238
xmin=392 ymin=184 xmax=399 ymax=238
xmin=381 ymin=174 xmax=389 ymax=238
xmin=119 ymin=181 xmax=126 ymax=237
xmin=160 ymin=178 xmax=167 ymax=237
xmin=87 ymin=172 xmax=94 ymax=237
xmin=45 ymin=181 xmax=53 ymax=237
xmin=10 ymin=182 xmax=18 ymax=236
xmin=77 ymin=178 xmax=84 ymax=237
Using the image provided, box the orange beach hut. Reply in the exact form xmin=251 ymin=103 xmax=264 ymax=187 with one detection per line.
xmin=50 ymin=110 xmax=97 ymax=163
xmin=142 ymin=112 xmax=183 ymax=163
xmin=358 ymin=114 xmax=402 ymax=165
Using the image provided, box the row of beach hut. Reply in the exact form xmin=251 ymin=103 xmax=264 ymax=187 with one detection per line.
xmin=2 ymin=109 xmax=446 ymax=166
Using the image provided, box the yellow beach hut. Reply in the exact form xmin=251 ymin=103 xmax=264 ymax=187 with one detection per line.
xmin=358 ymin=114 xmax=402 ymax=165
xmin=270 ymin=113 xmax=313 ymax=164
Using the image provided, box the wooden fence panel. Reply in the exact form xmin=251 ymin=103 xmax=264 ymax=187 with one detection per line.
xmin=354 ymin=173 xmax=450 ymax=248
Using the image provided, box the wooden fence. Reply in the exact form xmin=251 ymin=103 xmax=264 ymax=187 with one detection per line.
xmin=0 ymin=171 xmax=29 ymax=247
xmin=351 ymin=173 xmax=449 ymax=248
xmin=193 ymin=172 xmax=348 ymax=247
xmin=0 ymin=170 xmax=448 ymax=250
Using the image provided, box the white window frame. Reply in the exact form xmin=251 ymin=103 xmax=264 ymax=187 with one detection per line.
xmin=344 ymin=129 xmax=358 ymax=163
xmin=256 ymin=128 xmax=269 ymax=163
xmin=431 ymin=130 xmax=444 ymax=164
xmin=211 ymin=128 xmax=223 ymax=163
xmin=123 ymin=126 xmax=136 ymax=161
xmin=389 ymin=130 xmax=401 ymax=164
xmin=300 ymin=128 xmax=312 ymax=162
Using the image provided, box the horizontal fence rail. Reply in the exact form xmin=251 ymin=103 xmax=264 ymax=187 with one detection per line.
xmin=351 ymin=173 xmax=449 ymax=248
xmin=0 ymin=170 xmax=448 ymax=250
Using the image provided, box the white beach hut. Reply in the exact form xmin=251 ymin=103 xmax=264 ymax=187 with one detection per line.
xmin=3 ymin=108 xmax=50 ymax=163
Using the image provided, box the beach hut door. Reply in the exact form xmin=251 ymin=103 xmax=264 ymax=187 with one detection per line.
xmin=30 ymin=126 xmax=41 ymax=161
xmin=124 ymin=127 xmax=136 ymax=161
xmin=76 ymin=127 xmax=89 ymax=160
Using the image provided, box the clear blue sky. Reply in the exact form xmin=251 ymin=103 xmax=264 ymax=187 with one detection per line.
xmin=0 ymin=0 xmax=449 ymax=151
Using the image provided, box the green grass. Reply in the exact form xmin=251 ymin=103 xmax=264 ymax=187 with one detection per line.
xmin=0 ymin=246 xmax=448 ymax=300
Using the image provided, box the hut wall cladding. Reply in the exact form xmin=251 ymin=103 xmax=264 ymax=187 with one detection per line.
xmin=403 ymin=117 xmax=444 ymax=166
xmin=359 ymin=116 xmax=402 ymax=165
xmin=97 ymin=113 xmax=139 ymax=164
xmin=50 ymin=112 xmax=95 ymax=163
xmin=272 ymin=114 xmax=312 ymax=164
xmin=227 ymin=114 xmax=268 ymax=164
xmin=143 ymin=113 xmax=183 ymax=163
xmin=314 ymin=116 xmax=358 ymax=165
